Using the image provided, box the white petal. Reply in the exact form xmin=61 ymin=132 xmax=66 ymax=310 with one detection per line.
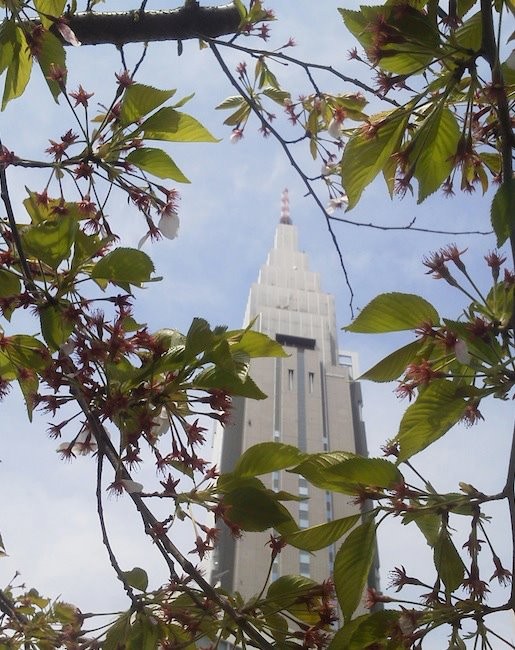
xmin=454 ymin=339 xmax=471 ymax=365
xmin=120 ymin=479 xmax=144 ymax=494
xmin=138 ymin=233 xmax=150 ymax=249
xmin=151 ymin=407 xmax=170 ymax=437
xmin=158 ymin=212 xmax=179 ymax=240
xmin=327 ymin=118 xmax=342 ymax=140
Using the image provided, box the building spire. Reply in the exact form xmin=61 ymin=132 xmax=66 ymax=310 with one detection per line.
xmin=279 ymin=188 xmax=292 ymax=225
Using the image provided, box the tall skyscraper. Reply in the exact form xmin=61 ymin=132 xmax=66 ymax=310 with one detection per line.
xmin=210 ymin=190 xmax=371 ymax=600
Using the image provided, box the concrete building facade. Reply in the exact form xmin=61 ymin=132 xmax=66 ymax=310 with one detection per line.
xmin=210 ymin=191 xmax=371 ymax=600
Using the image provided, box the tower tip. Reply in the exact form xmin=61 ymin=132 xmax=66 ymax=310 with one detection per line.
xmin=279 ymin=188 xmax=292 ymax=225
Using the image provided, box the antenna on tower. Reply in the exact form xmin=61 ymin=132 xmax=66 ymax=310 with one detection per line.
xmin=279 ymin=188 xmax=292 ymax=225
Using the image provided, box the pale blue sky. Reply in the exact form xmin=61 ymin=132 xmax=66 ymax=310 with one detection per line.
xmin=1 ymin=2 xmax=513 ymax=646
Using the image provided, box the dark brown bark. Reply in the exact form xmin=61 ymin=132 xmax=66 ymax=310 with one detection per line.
xmin=54 ymin=4 xmax=241 ymax=46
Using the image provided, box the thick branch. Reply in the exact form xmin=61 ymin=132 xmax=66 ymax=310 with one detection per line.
xmin=55 ymin=5 xmax=240 ymax=46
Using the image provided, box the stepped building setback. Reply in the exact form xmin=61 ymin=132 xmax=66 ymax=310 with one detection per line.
xmin=210 ymin=189 xmax=376 ymax=601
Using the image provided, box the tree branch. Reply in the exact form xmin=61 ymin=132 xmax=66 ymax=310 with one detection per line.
xmin=55 ymin=4 xmax=241 ymax=46
xmin=69 ymin=383 xmax=275 ymax=650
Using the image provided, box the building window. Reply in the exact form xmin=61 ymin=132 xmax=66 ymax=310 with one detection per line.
xmin=271 ymin=561 xmax=280 ymax=582
xmin=299 ymin=501 xmax=309 ymax=513
xmin=299 ymin=562 xmax=310 ymax=577
xmin=308 ymin=372 xmax=314 ymax=393
xmin=273 ymin=430 xmax=280 ymax=441
xmin=299 ymin=512 xmax=309 ymax=528
xmin=272 ymin=471 xmax=280 ymax=492
xmin=288 ymin=369 xmax=294 ymax=390
xmin=299 ymin=478 xmax=308 ymax=496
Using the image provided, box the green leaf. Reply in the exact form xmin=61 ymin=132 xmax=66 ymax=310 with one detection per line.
xmin=491 ymin=179 xmax=515 ymax=247
xmin=4 ymin=335 xmax=49 ymax=372
xmin=120 ymin=83 xmax=176 ymax=126
xmin=36 ymin=30 xmax=66 ymax=101
xmin=22 ymin=217 xmax=78 ymax=269
xmin=361 ymin=339 xmax=426 ymax=382
xmin=18 ymin=370 xmax=38 ymax=421
xmin=341 ymin=110 xmax=408 ymax=208
xmin=396 ymin=379 xmax=467 ymax=460
xmin=91 ymin=248 xmax=155 ymax=286
xmin=103 ymin=613 xmax=131 ymax=650
xmin=409 ymin=512 xmax=441 ymax=547
xmin=410 ymin=107 xmax=461 ymax=202
xmin=126 ymin=147 xmax=190 ymax=182
xmin=223 ymin=486 xmax=297 ymax=532
xmin=328 ymin=610 xmax=400 ymax=650
xmin=291 ymin=451 xmax=357 ymax=490
xmin=262 ymin=87 xmax=291 ymax=105
xmin=34 ymin=0 xmax=67 ymax=27
xmin=194 ymin=366 xmax=267 ymax=399
xmin=233 ymin=442 xmax=305 ymax=477
xmin=228 ymin=329 xmax=288 ymax=358
xmin=0 ymin=270 xmax=21 ymax=297
xmin=216 ymin=95 xmax=247 ymax=110
xmin=286 ymin=514 xmax=360 ymax=551
xmin=2 ymin=26 xmax=33 ymax=109
xmin=334 ymin=519 xmax=376 ymax=622
xmin=266 ymin=575 xmax=321 ymax=625
xmin=453 ymin=11 xmax=482 ymax=50
xmin=324 ymin=457 xmax=403 ymax=494
xmin=183 ymin=317 xmax=214 ymax=361
xmin=39 ymin=302 xmax=75 ymax=351
xmin=122 ymin=567 xmax=148 ymax=592
xmin=434 ymin=528 xmax=465 ymax=593
xmin=139 ymin=107 xmax=219 ymax=142
xmin=339 ymin=5 xmax=439 ymax=75
xmin=345 ymin=293 xmax=439 ymax=333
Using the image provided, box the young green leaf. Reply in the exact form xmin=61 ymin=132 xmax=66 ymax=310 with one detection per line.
xmin=491 ymin=179 xmax=515 ymax=247
xmin=34 ymin=0 xmax=67 ymax=27
xmin=35 ymin=30 xmax=66 ymax=101
xmin=434 ymin=528 xmax=465 ymax=594
xmin=291 ymin=451 xmax=356 ymax=490
xmin=194 ymin=366 xmax=267 ymax=399
xmin=226 ymin=328 xmax=288 ymax=358
xmin=140 ymin=107 xmax=219 ymax=142
xmin=233 ymin=442 xmax=306 ymax=477
xmin=341 ymin=110 xmax=409 ymax=208
xmin=40 ymin=303 xmax=75 ymax=351
xmin=360 ymin=339 xmax=426 ymax=382
xmin=396 ymin=379 xmax=467 ymax=460
xmin=334 ymin=519 xmax=376 ymax=622
xmin=410 ymin=107 xmax=461 ymax=202
xmin=324 ymin=457 xmax=403 ymax=493
xmin=0 ymin=270 xmax=21 ymax=298
xmin=2 ymin=26 xmax=33 ymax=110
xmin=91 ymin=248 xmax=155 ymax=286
xmin=286 ymin=514 xmax=360 ymax=551
xmin=266 ymin=575 xmax=321 ymax=625
xmin=345 ymin=292 xmax=439 ymax=333
xmin=328 ymin=610 xmax=401 ymax=650
xmin=223 ymin=486 xmax=296 ymax=532
xmin=22 ymin=217 xmax=78 ymax=269
xmin=125 ymin=147 xmax=190 ymax=182
xmin=120 ymin=83 xmax=176 ymax=126
xmin=121 ymin=567 xmax=148 ymax=592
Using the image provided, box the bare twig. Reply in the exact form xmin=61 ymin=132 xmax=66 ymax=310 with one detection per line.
xmin=69 ymin=384 xmax=275 ymax=650
xmin=95 ymin=445 xmax=140 ymax=608
xmin=208 ymin=40 xmax=356 ymax=316
xmin=329 ymin=214 xmax=493 ymax=236
xmin=0 ymin=150 xmax=38 ymax=293
xmin=208 ymin=37 xmax=402 ymax=108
